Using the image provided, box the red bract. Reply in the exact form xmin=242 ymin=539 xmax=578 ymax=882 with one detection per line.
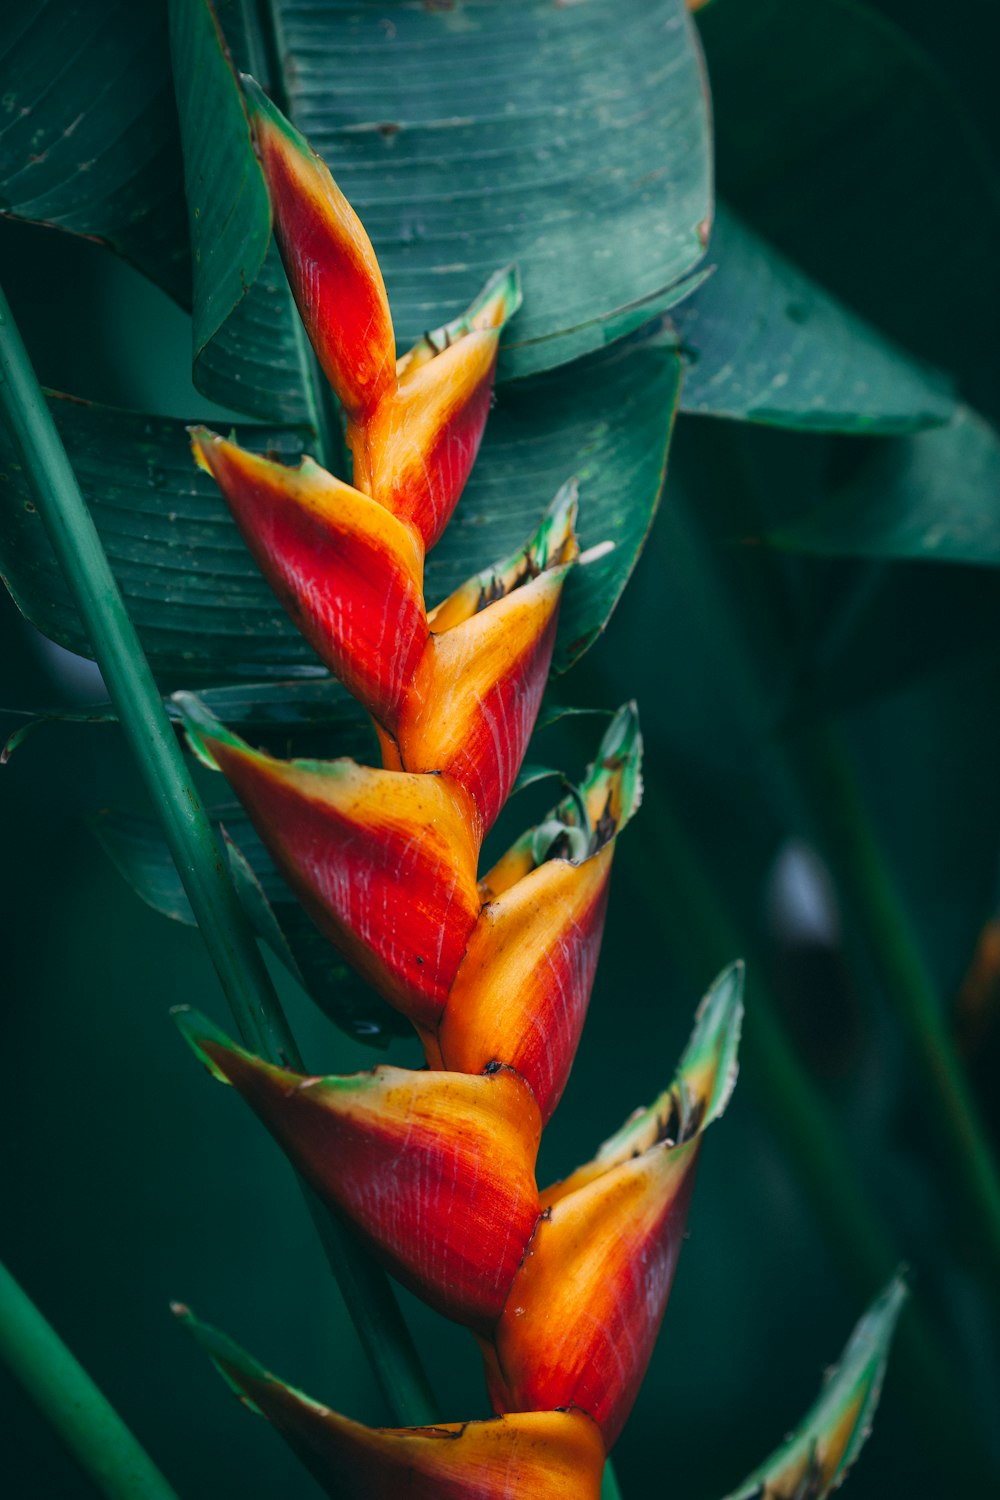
xmin=178 ymin=695 xmax=481 ymax=1027
xmin=242 ymin=75 xmax=395 ymax=423
xmin=189 ymin=432 xmax=427 ymax=731
xmin=177 ymin=1012 xmax=541 ymax=1333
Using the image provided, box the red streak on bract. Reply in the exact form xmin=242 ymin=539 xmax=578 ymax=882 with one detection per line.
xmin=393 ymin=359 xmax=496 ymax=549
xmin=193 ymin=438 xmax=426 ymax=730
xmin=403 ymin=588 xmax=562 ymax=836
xmin=352 ymin=334 xmax=499 ymax=549
xmin=206 ymin=739 xmax=480 ymax=1027
xmin=442 ymin=605 xmax=560 ymax=834
xmin=260 ymin=126 xmax=395 ymax=420
xmin=203 ymin=1047 xmax=542 ymax=1332
xmin=439 ymin=850 xmax=612 ymax=1124
xmin=491 ymin=1144 xmax=699 ymax=1448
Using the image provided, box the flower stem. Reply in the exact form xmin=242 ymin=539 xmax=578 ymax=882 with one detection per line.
xmin=0 ymin=282 xmax=436 ymax=1427
xmin=0 ymin=1260 xmax=180 ymax=1500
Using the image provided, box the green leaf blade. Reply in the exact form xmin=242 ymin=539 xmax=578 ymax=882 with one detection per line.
xmin=674 ymin=207 xmax=954 ymax=433
xmin=0 ymin=0 xmax=191 ymax=303
xmin=772 ymin=407 xmax=1000 ymax=564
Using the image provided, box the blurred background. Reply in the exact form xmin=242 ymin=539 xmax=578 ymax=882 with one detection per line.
xmin=2 ymin=0 xmax=1000 ymax=1496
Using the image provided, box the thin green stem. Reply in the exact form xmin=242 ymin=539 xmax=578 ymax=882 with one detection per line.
xmin=792 ymin=718 xmax=1000 ymax=1285
xmin=0 ymin=1260 xmax=181 ymax=1500
xmin=0 ymin=283 xmax=435 ymax=1427
xmin=629 ymin=779 xmax=997 ymax=1487
xmin=601 ymin=1460 xmax=625 ymax=1500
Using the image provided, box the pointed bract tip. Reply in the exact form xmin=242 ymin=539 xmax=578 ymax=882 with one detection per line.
xmin=172 ymin=1006 xmax=241 ymax=1085
xmin=834 ymin=1270 xmax=908 ymax=1396
xmin=519 ymin=702 xmax=643 ymax=872
xmin=186 ymin=425 xmax=219 ymax=475
xmin=723 ymin=1272 xmax=909 ymax=1500
xmin=174 ymin=1305 xmax=274 ymax=1415
xmin=471 ymin=262 xmax=523 ymax=328
xmin=568 ymin=966 xmax=742 ymax=1188
xmin=239 ymin=73 xmax=282 ymax=131
xmin=679 ymin=960 xmax=745 ymax=1129
xmin=542 ymin=477 xmax=580 ymax=556
xmin=398 ymin=263 xmax=523 ymax=380
xmin=585 ymin=700 xmax=643 ymax=830
xmin=171 ymin=690 xmax=242 ymax=772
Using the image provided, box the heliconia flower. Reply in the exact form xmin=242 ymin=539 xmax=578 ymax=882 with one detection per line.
xmin=486 ymin=963 xmax=744 ymax=1449
xmin=720 ymin=1275 xmax=908 ymax=1500
xmin=352 ymin=266 xmax=522 ymax=551
xmin=176 ymin=1011 xmax=541 ymax=1332
xmin=243 ymin=74 xmax=521 ymax=550
xmin=378 ymin=483 xmax=579 ymax=833
xmin=428 ymin=704 xmax=644 ymax=1124
xmin=188 ymin=430 xmax=427 ymax=733
xmin=175 ymin=1308 xmax=606 ymax=1500
xmin=242 ymin=75 xmax=396 ymax=423
xmin=175 ymin=693 xmax=481 ymax=1027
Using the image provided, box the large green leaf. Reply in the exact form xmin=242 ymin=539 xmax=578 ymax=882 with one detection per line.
xmin=698 ymin=0 xmax=1000 ymax=382
xmin=771 ymin=407 xmax=1000 ymax=564
xmin=0 ymin=336 xmax=682 ymax=682
xmin=0 ymin=0 xmax=190 ymax=303
xmin=673 ymin=207 xmax=954 ymax=433
xmin=170 ymin=0 xmax=711 ymax=419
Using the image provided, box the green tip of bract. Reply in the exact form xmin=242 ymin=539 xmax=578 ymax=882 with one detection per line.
xmin=722 ymin=1273 xmax=908 ymax=1500
xmin=588 ymin=699 xmax=643 ymax=831
xmin=174 ymin=1305 xmax=282 ymax=1417
xmin=172 ymin=1006 xmax=241 ymax=1085
xmin=469 ymin=261 xmax=523 ymax=327
xmin=171 ymin=690 xmax=242 ymax=772
xmin=536 ymin=478 xmax=579 ymax=566
xmin=592 ymin=962 xmax=742 ymax=1168
xmin=478 ymin=479 xmax=579 ymax=597
xmin=412 ymin=264 xmax=523 ymax=364
xmin=239 ymin=72 xmax=304 ymax=154
xmin=528 ymin=701 xmax=643 ymax=867
xmin=677 ymin=960 xmax=744 ymax=1129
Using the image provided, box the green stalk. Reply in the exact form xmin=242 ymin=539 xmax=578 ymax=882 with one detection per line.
xmin=601 ymin=1462 xmax=625 ymax=1500
xmin=0 ymin=1260 xmax=180 ymax=1500
xmin=631 ymin=779 xmax=997 ymax=1487
xmin=792 ymin=719 xmax=1000 ymax=1284
xmin=0 ymin=283 xmax=435 ymax=1427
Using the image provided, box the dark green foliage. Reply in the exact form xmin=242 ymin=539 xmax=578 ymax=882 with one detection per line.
xmin=2 ymin=0 xmax=1000 ymax=1497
